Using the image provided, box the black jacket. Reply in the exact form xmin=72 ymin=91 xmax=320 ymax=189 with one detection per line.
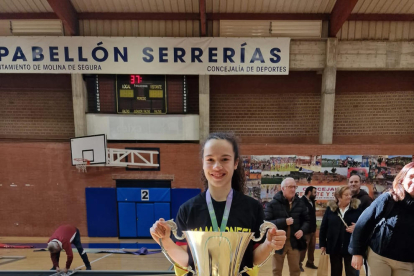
xmin=175 ymin=190 xmax=265 ymax=275
xmin=353 ymin=189 xmax=372 ymax=211
xmin=319 ymin=198 xmax=362 ymax=255
xmin=301 ymin=196 xmax=317 ymax=233
xmin=349 ymin=192 xmax=414 ymax=262
xmin=264 ymin=191 xmax=310 ymax=250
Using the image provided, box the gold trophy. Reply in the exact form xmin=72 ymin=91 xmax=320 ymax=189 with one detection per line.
xmin=159 ymin=220 xmax=277 ymax=276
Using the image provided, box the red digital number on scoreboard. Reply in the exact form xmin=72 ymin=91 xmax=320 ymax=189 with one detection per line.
xmin=130 ymin=75 xmax=143 ymax=84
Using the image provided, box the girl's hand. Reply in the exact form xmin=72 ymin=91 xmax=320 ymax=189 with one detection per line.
xmin=150 ymin=218 xmax=171 ymax=240
xmin=265 ymin=228 xmax=286 ymax=251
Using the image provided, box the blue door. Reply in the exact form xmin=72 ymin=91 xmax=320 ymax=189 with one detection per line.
xmin=154 ymin=203 xmax=171 ymax=221
xmin=136 ymin=203 xmax=154 ymax=238
xmin=118 ymin=202 xmax=137 ymax=238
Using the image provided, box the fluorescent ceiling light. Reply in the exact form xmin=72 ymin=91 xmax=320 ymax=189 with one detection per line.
xmin=220 ymin=20 xmax=322 ymax=38
xmin=220 ymin=20 xmax=271 ymax=37
xmin=271 ymin=20 xmax=322 ymax=38
xmin=11 ymin=20 xmax=64 ymax=36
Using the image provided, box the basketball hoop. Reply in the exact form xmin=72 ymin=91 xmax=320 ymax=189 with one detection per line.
xmin=74 ymin=158 xmax=90 ymax=173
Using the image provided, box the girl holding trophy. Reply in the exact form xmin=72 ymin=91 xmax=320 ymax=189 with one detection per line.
xmin=150 ymin=132 xmax=286 ymax=276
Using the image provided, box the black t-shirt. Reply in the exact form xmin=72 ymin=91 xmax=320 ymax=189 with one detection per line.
xmin=174 ymin=190 xmax=265 ymax=275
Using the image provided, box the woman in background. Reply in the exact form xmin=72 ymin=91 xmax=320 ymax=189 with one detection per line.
xmin=349 ymin=162 xmax=414 ymax=276
xmin=319 ymin=186 xmax=362 ymax=276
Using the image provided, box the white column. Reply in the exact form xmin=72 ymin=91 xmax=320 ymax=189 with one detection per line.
xmin=199 ymin=75 xmax=210 ymax=143
xmin=71 ymin=73 xmax=87 ymax=137
xmin=319 ymin=38 xmax=337 ymax=144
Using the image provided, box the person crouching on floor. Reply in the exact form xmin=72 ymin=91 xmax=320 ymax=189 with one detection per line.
xmin=47 ymin=224 xmax=91 ymax=272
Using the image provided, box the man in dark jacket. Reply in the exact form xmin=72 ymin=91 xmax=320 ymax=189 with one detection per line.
xmin=348 ymin=174 xmax=372 ymax=211
xmin=348 ymin=174 xmax=372 ymax=275
xmin=265 ymin=178 xmax=310 ymax=276
xmin=299 ymin=186 xmax=318 ymax=272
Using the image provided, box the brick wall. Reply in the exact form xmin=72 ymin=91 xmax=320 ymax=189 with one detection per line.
xmin=334 ymin=71 xmax=414 ymax=144
xmin=210 ymin=72 xmax=414 ymax=144
xmin=1 ymin=140 xmax=414 ymax=236
xmin=0 ymin=74 xmax=74 ymax=140
xmin=0 ymin=141 xmax=202 ymax=236
xmin=210 ymin=72 xmax=322 ymax=143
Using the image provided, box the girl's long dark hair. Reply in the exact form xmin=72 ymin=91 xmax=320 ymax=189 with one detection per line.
xmin=200 ymin=132 xmax=246 ymax=193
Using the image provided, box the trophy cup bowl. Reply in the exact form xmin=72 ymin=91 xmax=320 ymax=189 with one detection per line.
xmin=159 ymin=220 xmax=277 ymax=276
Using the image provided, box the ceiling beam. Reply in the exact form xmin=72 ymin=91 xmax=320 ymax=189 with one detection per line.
xmin=2 ymin=12 xmax=414 ymax=22
xmin=329 ymin=0 xmax=359 ymax=37
xmin=0 ymin=13 xmax=58 ymax=19
xmin=78 ymin=12 xmax=199 ymax=20
xmin=0 ymin=12 xmax=328 ymax=21
xmin=207 ymin=13 xmax=330 ymax=20
xmin=200 ymin=0 xmax=207 ymax=36
xmin=80 ymin=13 xmax=330 ymax=21
xmin=47 ymin=0 xmax=79 ymax=36
xmin=348 ymin=13 xmax=414 ymax=21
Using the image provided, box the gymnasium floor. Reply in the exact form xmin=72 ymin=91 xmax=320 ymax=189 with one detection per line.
xmin=0 ymin=237 xmax=365 ymax=276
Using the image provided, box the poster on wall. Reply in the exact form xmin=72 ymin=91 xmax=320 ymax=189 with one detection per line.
xmin=243 ymin=155 xmax=264 ymax=204
xmin=361 ymin=155 xmax=413 ymax=198
xmin=269 ymin=155 xmax=297 ymax=171
xmin=242 ymin=155 xmax=251 ymax=180
xmin=321 ymin=155 xmax=362 ymax=168
xmin=246 ymin=179 xmax=261 ymax=202
xmin=243 ymin=153 xmax=413 ymax=226
xmin=259 ymin=155 xmax=297 ymax=208
xmin=261 ymin=184 xmax=281 ymax=205
xmin=316 ymin=155 xmax=368 ymax=215
xmin=296 ymin=155 xmax=322 ymax=172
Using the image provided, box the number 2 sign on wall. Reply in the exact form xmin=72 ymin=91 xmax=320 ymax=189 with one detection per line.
xmin=141 ymin=190 xmax=149 ymax=201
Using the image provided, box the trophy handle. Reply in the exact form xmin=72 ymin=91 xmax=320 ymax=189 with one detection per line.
xmin=163 ymin=219 xmax=186 ymax=241
xmin=251 ymin=221 xmax=276 ymax=242
xmin=238 ymin=221 xmax=277 ymax=276
xmin=158 ymin=219 xmax=196 ymax=276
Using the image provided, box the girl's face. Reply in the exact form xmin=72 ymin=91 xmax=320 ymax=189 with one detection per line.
xmin=338 ymin=189 xmax=352 ymax=207
xmin=203 ymin=139 xmax=238 ymax=190
xmin=402 ymin=168 xmax=414 ymax=197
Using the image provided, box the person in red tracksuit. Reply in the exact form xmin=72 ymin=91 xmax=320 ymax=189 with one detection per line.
xmin=47 ymin=224 xmax=91 ymax=272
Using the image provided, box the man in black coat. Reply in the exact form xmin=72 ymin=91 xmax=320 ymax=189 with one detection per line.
xmin=299 ymin=186 xmax=318 ymax=271
xmin=265 ymin=178 xmax=310 ymax=276
xmin=348 ymin=174 xmax=372 ymax=211
xmin=348 ymin=174 xmax=373 ymax=275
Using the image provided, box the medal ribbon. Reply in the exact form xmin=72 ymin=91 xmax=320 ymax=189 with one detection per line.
xmin=206 ymin=189 xmax=233 ymax=232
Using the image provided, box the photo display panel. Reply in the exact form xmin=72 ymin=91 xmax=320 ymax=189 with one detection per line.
xmin=116 ymin=75 xmax=167 ymax=114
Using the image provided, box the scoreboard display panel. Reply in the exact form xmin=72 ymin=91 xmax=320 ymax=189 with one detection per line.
xmin=116 ymin=75 xmax=167 ymax=114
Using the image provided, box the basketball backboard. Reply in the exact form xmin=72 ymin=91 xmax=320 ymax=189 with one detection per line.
xmin=70 ymin=134 xmax=106 ymax=166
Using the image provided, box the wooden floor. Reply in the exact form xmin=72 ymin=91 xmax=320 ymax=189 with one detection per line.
xmin=0 ymin=237 xmax=365 ymax=276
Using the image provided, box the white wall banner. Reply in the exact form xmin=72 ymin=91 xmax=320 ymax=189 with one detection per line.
xmin=0 ymin=37 xmax=290 ymax=75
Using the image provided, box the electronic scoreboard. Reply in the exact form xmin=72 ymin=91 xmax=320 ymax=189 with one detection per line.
xmin=116 ymin=75 xmax=167 ymax=114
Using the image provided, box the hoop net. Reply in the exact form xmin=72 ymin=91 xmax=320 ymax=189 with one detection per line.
xmin=74 ymin=158 xmax=90 ymax=173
